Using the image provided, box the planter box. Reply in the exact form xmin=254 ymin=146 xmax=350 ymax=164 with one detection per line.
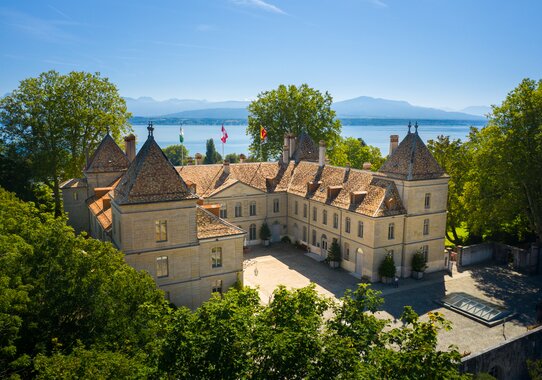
xmin=329 ymin=261 xmax=340 ymax=268
xmin=412 ymin=271 xmax=424 ymax=280
xmin=381 ymin=276 xmax=394 ymax=284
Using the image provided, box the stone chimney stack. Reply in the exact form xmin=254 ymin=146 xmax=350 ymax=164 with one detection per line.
xmin=194 ymin=153 xmax=203 ymax=165
xmin=389 ymin=135 xmax=399 ymax=156
xmin=319 ymin=140 xmax=326 ymax=167
xmin=124 ymin=134 xmax=136 ymax=162
xmin=239 ymin=154 xmax=246 ymax=163
xmin=289 ymin=134 xmax=296 ymax=159
xmin=283 ymin=133 xmax=290 ymax=163
xmin=223 ymin=160 xmax=230 ymax=175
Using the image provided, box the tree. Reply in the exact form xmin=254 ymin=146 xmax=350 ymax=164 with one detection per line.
xmin=427 ymin=135 xmax=471 ymax=244
xmin=329 ymin=137 xmax=385 ymax=170
xmin=224 ymin=153 xmax=240 ymax=163
xmin=246 ymin=84 xmax=342 ymax=160
xmin=0 ymin=70 xmax=131 ymax=216
xmin=204 ymin=138 xmax=222 ymax=164
xmin=163 ymin=144 xmax=189 ymax=166
xmin=464 ymin=78 xmax=542 ymax=242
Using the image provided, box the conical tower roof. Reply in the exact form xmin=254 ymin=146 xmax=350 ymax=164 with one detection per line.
xmin=378 ymin=124 xmax=445 ymax=180
xmin=293 ymin=131 xmax=319 ymax=163
xmin=114 ymin=126 xmax=197 ymax=204
xmin=85 ymin=133 xmax=129 ymax=173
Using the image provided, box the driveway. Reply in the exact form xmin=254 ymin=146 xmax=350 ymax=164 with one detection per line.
xmin=243 ymin=243 xmax=542 ymax=354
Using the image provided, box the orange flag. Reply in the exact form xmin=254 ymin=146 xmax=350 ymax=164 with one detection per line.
xmin=260 ymin=126 xmax=267 ymax=141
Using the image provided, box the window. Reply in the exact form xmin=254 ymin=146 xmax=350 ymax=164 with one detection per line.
xmin=388 ymin=223 xmax=395 ymax=240
xmin=220 ymin=204 xmax=227 ymax=218
xmin=303 ymin=226 xmax=307 ymax=242
xmin=358 ymin=221 xmax=364 ymax=238
xmin=250 ymin=201 xmax=257 ymax=216
xmin=249 ymin=223 xmax=257 ymax=240
xmin=333 ymin=213 xmax=339 ymax=229
xmin=345 ymin=217 xmax=351 ymax=233
xmin=155 ymin=220 xmax=167 ymax=242
xmin=73 ymin=191 xmax=78 ymax=201
xmin=235 ymin=202 xmax=242 ymax=217
xmin=421 ymin=245 xmax=429 ymax=262
xmin=312 ymin=207 xmax=317 ymax=222
xmin=303 ymin=204 xmax=308 ymax=218
xmin=424 ymin=193 xmax=431 ymax=209
xmin=212 ymin=279 xmax=223 ymax=294
xmin=423 ymin=219 xmax=430 ymax=235
xmin=312 ymin=229 xmax=317 ymax=246
xmin=273 ymin=199 xmax=280 ymax=213
xmin=294 ymin=201 xmax=298 ymax=215
xmin=323 ymin=210 xmax=327 ymax=225
xmin=211 ymin=247 xmax=222 ymax=268
xmin=156 ymin=256 xmax=169 ymax=278
xmin=344 ymin=243 xmax=350 ymax=261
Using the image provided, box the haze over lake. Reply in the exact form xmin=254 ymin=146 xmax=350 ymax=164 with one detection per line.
xmin=133 ymin=119 xmax=486 ymax=157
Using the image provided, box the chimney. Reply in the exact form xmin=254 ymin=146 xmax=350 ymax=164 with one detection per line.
xmin=363 ymin=162 xmax=372 ymax=170
xmin=194 ymin=153 xmax=203 ymax=165
xmin=345 ymin=162 xmax=351 ymax=173
xmin=289 ymin=134 xmax=296 ymax=158
xmin=223 ymin=160 xmax=230 ymax=175
xmin=283 ymin=145 xmax=289 ymax=163
xmin=350 ymin=191 xmax=367 ymax=205
xmin=319 ymin=140 xmax=326 ymax=167
xmin=124 ymin=134 xmax=136 ymax=162
xmin=239 ymin=153 xmax=246 ymax=163
xmin=389 ymin=135 xmax=399 ymax=156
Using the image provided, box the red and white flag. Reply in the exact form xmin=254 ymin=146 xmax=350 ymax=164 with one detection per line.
xmin=220 ymin=124 xmax=228 ymax=143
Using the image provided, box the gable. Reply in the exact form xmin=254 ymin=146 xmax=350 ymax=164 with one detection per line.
xmin=208 ymin=180 xmax=266 ymax=198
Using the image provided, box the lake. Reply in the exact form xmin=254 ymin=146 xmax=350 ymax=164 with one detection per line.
xmin=132 ymin=119 xmax=486 ymax=157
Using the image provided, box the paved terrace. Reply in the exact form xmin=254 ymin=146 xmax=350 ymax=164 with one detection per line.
xmin=243 ymin=243 xmax=542 ymax=355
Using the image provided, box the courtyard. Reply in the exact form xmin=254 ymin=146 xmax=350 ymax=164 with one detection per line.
xmin=243 ymin=243 xmax=542 ymax=355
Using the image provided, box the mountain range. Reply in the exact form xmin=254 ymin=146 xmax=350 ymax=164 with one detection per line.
xmin=124 ymin=96 xmax=487 ymax=120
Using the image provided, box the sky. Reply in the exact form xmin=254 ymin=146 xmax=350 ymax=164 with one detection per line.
xmin=1 ymin=0 xmax=541 ymax=110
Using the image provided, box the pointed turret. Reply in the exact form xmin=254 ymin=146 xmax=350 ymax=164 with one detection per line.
xmin=85 ymin=133 xmax=130 ymax=173
xmin=378 ymin=123 xmax=445 ymax=180
xmin=114 ymin=124 xmax=197 ymax=204
xmin=292 ymin=131 xmax=319 ymax=163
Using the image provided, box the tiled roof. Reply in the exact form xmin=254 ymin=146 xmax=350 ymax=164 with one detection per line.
xmin=292 ymin=131 xmax=319 ymax=163
xmin=85 ymin=134 xmax=130 ymax=173
xmin=378 ymin=130 xmax=445 ymax=180
xmin=60 ymin=177 xmax=87 ymax=189
xmin=114 ymin=135 xmax=198 ymax=204
xmin=177 ymin=161 xmax=405 ymax=217
xmin=87 ymin=191 xmax=113 ymax=231
xmin=196 ymin=206 xmax=246 ymax=239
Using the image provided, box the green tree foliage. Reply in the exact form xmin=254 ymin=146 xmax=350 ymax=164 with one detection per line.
xmin=326 ymin=239 xmax=342 ymax=262
xmin=224 ymin=153 xmax=240 ymax=163
xmin=163 ymin=144 xmax=189 ymax=166
xmin=464 ymin=78 xmax=542 ymax=242
xmin=427 ymin=135 xmax=471 ymax=244
xmin=379 ymin=253 xmax=396 ymax=278
xmin=527 ymin=359 xmax=542 ymax=380
xmin=0 ymin=71 xmax=131 ymax=216
xmin=204 ymin=138 xmax=222 ymax=164
xmin=0 ymin=187 xmax=165 ymax=378
xmin=246 ymin=84 xmax=342 ymax=160
xmin=328 ymin=136 xmax=385 ymax=170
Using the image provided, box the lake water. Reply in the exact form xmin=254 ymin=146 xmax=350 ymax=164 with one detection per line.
xmin=132 ymin=119 xmax=486 ymax=157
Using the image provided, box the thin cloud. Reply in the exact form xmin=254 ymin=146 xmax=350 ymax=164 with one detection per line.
xmin=0 ymin=9 xmax=79 ymax=43
xmin=366 ymin=0 xmax=388 ymax=8
xmin=230 ymin=0 xmax=286 ymax=15
xmin=47 ymin=4 xmax=72 ymax=20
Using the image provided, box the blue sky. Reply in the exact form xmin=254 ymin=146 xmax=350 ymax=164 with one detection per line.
xmin=1 ymin=0 xmax=541 ymax=110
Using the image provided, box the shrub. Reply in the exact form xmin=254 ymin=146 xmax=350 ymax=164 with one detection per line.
xmin=411 ymin=249 xmax=428 ymax=272
xmin=281 ymin=236 xmax=291 ymax=244
xmin=260 ymin=222 xmax=271 ymax=240
xmin=326 ymin=240 xmax=341 ymax=262
xmin=378 ymin=253 xmax=396 ymax=278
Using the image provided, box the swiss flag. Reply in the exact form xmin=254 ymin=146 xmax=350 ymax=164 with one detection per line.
xmin=221 ymin=124 xmax=228 ymax=143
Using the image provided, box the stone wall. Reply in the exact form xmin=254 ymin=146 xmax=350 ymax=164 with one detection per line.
xmin=458 ymin=242 xmax=539 ymax=274
xmin=460 ymin=325 xmax=542 ymax=380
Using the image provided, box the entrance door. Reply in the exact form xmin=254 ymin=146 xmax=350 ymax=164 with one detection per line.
xmin=355 ymin=248 xmax=363 ymax=276
xmin=271 ymin=222 xmax=281 ymax=243
xmin=321 ymin=235 xmax=328 ymax=256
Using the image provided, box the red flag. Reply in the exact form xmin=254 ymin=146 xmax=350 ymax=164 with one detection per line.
xmin=260 ymin=126 xmax=267 ymax=141
xmin=221 ymin=124 xmax=228 ymax=143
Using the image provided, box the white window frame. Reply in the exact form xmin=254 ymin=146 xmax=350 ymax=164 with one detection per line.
xmin=250 ymin=201 xmax=257 ymax=216
xmin=235 ymin=202 xmax=242 ymax=217
xmin=156 ymin=256 xmax=169 ymax=278
xmin=155 ymin=220 xmax=167 ymax=242
xmin=211 ymin=247 xmax=222 ymax=268
xmin=423 ymin=219 xmax=430 ymax=236
xmin=388 ymin=223 xmax=395 ymax=240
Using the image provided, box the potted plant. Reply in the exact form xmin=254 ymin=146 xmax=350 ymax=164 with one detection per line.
xmin=260 ymin=222 xmax=271 ymax=246
xmin=411 ymin=249 xmax=428 ymax=279
xmin=379 ymin=253 xmax=396 ymax=284
xmin=326 ymin=240 xmax=341 ymax=268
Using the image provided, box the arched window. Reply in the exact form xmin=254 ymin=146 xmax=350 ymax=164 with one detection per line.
xmin=388 ymin=223 xmax=395 ymax=240
xmin=249 ymin=223 xmax=257 ymax=240
xmin=333 ymin=213 xmax=339 ymax=229
xmin=235 ymin=202 xmax=242 ymax=217
xmin=250 ymin=201 xmax=257 ymax=216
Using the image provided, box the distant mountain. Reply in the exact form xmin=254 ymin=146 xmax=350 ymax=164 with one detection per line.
xmin=124 ymin=97 xmax=250 ymax=117
xmin=126 ymin=95 xmax=485 ymax=120
xmin=460 ymin=105 xmax=491 ymax=117
xmin=332 ymin=96 xmax=485 ymax=120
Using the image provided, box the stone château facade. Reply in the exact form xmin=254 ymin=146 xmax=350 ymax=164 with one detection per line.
xmin=61 ymin=123 xmax=449 ymax=307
